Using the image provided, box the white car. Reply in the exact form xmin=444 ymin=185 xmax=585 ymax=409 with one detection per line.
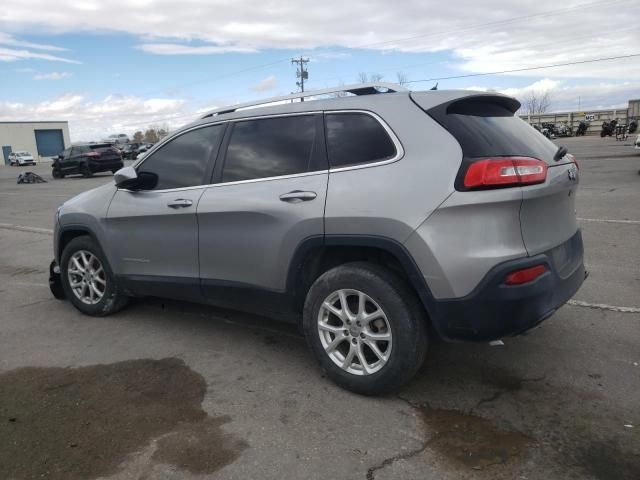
xmin=9 ymin=151 xmax=36 ymax=166
xmin=102 ymin=134 xmax=130 ymax=145
xmin=635 ymin=134 xmax=640 ymax=152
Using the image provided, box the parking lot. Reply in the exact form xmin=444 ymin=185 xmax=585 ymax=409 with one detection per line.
xmin=0 ymin=136 xmax=638 ymax=479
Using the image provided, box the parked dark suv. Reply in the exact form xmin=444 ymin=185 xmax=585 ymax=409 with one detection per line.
xmin=53 ymin=143 xmax=123 ymax=178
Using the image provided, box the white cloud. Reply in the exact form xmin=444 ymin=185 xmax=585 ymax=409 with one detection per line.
xmin=0 ymin=47 xmax=80 ymax=63
xmin=33 ymin=71 xmax=72 ymax=80
xmin=0 ymin=0 xmax=637 ymax=80
xmin=251 ymin=75 xmax=277 ymax=92
xmin=136 ymin=43 xmax=256 ymax=55
xmin=464 ymin=78 xmax=640 ymax=112
xmin=0 ymin=32 xmax=68 ymax=52
xmin=0 ymin=93 xmax=194 ymax=141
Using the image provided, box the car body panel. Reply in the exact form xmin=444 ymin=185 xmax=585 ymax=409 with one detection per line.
xmin=197 ymin=172 xmax=328 ymax=292
xmin=105 ymin=188 xmax=206 ymax=280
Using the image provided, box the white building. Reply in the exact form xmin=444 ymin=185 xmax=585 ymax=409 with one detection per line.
xmin=1 ymin=121 xmax=71 ymax=165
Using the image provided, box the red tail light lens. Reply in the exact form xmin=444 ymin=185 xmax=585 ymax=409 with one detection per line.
xmin=504 ymin=265 xmax=547 ymax=285
xmin=463 ymin=157 xmax=547 ymax=189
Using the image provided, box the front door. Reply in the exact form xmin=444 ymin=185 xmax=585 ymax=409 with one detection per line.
xmin=105 ymin=123 xmax=226 ymax=299
xmin=197 ymin=113 xmax=328 ymax=312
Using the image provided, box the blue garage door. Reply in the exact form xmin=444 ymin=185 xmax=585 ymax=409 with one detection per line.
xmin=35 ymin=129 xmax=65 ymax=157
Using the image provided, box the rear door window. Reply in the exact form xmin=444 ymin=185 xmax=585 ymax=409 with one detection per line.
xmin=324 ymin=112 xmax=397 ymax=168
xmin=138 ymin=124 xmax=225 ymax=190
xmin=221 ymin=114 xmax=320 ymax=182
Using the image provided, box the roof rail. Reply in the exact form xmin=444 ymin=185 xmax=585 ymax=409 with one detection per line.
xmin=201 ymin=82 xmax=409 ymax=118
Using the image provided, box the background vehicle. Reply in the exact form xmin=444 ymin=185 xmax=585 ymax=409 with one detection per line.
xmin=102 ymin=133 xmax=130 ymax=144
xmin=635 ymin=134 xmax=640 ymax=152
xmin=601 ymin=119 xmax=617 ymax=137
xmin=9 ymin=151 xmax=36 ymax=166
xmin=52 ymin=143 xmax=123 ymax=178
xmin=575 ymin=121 xmax=588 ymax=136
xmin=49 ymin=83 xmax=584 ymax=395
xmin=119 ymin=143 xmax=139 ymax=160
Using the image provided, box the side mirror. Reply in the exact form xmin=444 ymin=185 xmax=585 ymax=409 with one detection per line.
xmin=114 ymin=166 xmax=137 ymax=188
xmin=114 ymin=166 xmax=158 ymax=190
xmin=58 ymin=154 xmax=63 ymax=159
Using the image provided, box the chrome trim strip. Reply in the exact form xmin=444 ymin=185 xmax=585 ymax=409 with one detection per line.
xmin=118 ymin=170 xmax=330 ymax=194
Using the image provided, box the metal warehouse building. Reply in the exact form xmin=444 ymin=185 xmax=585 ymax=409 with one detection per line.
xmin=1 ymin=121 xmax=71 ymax=165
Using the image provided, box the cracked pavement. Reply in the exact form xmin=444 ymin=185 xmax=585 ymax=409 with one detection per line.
xmin=1 ymin=136 xmax=639 ymax=479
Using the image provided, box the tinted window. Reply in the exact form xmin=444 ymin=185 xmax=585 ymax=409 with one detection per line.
xmin=139 ymin=124 xmax=225 ymax=190
xmin=222 ymin=115 xmax=317 ymax=182
xmin=428 ymin=98 xmax=558 ymax=163
xmin=325 ymin=113 xmax=396 ymax=168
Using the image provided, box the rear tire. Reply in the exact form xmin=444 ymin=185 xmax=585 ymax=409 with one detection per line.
xmin=303 ymin=262 xmax=428 ymax=395
xmin=81 ymin=163 xmax=93 ymax=178
xmin=60 ymin=236 xmax=128 ymax=316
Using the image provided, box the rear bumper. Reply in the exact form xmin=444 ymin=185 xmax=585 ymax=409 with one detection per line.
xmin=430 ymin=230 xmax=585 ymax=342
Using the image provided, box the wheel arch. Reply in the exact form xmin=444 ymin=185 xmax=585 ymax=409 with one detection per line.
xmin=286 ymin=235 xmax=439 ymax=329
xmin=57 ymin=224 xmax=106 ymax=264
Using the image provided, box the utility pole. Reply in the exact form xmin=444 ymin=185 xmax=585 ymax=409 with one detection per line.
xmin=291 ymin=56 xmax=309 ymax=101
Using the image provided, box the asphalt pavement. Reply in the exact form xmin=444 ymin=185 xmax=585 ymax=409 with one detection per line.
xmin=0 ymin=136 xmax=638 ymax=480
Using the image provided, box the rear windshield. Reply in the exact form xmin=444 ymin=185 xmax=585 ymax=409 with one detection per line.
xmin=428 ymin=97 xmax=558 ymax=163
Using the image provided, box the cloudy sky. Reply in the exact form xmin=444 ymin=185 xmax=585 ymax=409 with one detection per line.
xmin=1 ymin=0 xmax=639 ymax=140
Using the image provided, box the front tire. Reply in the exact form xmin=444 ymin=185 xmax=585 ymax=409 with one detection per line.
xmin=60 ymin=236 xmax=128 ymax=316
xmin=303 ymin=262 xmax=428 ymax=395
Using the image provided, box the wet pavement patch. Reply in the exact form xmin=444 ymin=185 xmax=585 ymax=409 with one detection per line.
xmin=0 ymin=358 xmax=247 ymax=480
xmin=419 ymin=405 xmax=534 ymax=470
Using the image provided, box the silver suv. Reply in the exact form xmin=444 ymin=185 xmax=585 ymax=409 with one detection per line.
xmin=49 ymin=83 xmax=585 ymax=395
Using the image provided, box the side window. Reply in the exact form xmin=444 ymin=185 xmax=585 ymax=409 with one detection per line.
xmin=221 ymin=115 xmax=318 ymax=183
xmin=138 ymin=124 xmax=225 ymax=190
xmin=61 ymin=148 xmax=71 ymax=159
xmin=325 ymin=112 xmax=397 ymax=168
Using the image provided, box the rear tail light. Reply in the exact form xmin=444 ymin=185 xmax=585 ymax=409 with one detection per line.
xmin=463 ymin=157 xmax=547 ymax=189
xmin=504 ymin=264 xmax=547 ymax=285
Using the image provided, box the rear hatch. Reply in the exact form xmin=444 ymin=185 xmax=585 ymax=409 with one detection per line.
xmin=417 ymin=93 xmax=579 ymax=256
xmin=88 ymin=144 xmax=122 ymax=162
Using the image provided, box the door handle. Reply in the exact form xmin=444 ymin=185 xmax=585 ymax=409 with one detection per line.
xmin=167 ymin=199 xmax=193 ymax=209
xmin=279 ymin=190 xmax=317 ymax=202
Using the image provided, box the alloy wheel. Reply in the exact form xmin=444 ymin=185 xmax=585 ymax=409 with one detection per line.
xmin=67 ymin=250 xmax=106 ymax=305
xmin=317 ymin=289 xmax=392 ymax=375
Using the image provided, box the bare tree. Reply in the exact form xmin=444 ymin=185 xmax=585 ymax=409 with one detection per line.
xmin=396 ymin=72 xmax=408 ymax=86
xmin=523 ymin=89 xmax=552 ymax=115
xmin=132 ymin=131 xmax=144 ymax=143
xmin=357 ymin=72 xmax=384 ymax=83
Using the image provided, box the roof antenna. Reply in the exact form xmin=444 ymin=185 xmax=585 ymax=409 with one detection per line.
xmin=430 ymin=82 xmax=438 ymax=91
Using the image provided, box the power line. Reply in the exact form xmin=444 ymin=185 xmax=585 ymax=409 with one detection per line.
xmin=405 ymin=53 xmax=640 ymax=84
